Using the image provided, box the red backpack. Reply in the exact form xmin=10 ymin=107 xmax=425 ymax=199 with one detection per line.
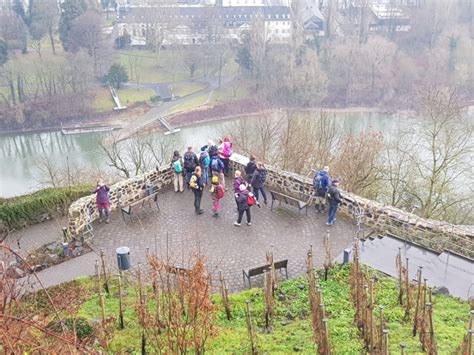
xmin=217 ymin=185 xmax=225 ymax=199
xmin=246 ymin=194 xmax=257 ymax=206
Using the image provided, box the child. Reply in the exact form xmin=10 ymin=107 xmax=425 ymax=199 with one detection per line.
xmin=210 ymin=176 xmax=224 ymax=217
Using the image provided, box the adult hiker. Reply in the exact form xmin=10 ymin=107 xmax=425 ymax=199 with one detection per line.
xmin=171 ymin=150 xmax=184 ymax=193
xmin=234 ymin=184 xmax=257 ymax=227
xmin=183 ymin=146 xmax=199 ymax=189
xmin=250 ymin=162 xmax=268 ymax=205
xmin=203 ymin=139 xmax=218 ymax=158
xmin=313 ymin=166 xmax=330 ymax=213
xmin=199 ymin=147 xmax=211 ymax=186
xmin=93 ymin=180 xmax=110 ymax=224
xmin=218 ymin=137 xmax=233 ymax=177
xmin=210 ymin=153 xmax=225 ymax=187
xmin=210 ymin=176 xmax=225 ymax=217
xmin=233 ymin=170 xmax=247 ymax=209
xmin=189 ymin=166 xmax=204 ymax=214
xmin=326 ymin=179 xmax=342 ymax=226
xmin=245 ymin=155 xmax=257 ymax=184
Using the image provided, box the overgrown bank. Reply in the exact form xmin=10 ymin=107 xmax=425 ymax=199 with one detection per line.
xmin=0 ymin=185 xmax=92 ymax=229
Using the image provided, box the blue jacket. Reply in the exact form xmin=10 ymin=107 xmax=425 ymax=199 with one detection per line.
xmin=313 ymin=170 xmax=330 ymax=196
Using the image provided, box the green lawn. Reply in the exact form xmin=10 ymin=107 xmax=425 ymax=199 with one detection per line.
xmin=167 ymin=93 xmax=209 ymax=115
xmin=210 ymin=81 xmax=252 ymax=104
xmin=172 ymin=82 xmax=206 ymax=98
xmin=93 ymin=86 xmax=155 ymax=112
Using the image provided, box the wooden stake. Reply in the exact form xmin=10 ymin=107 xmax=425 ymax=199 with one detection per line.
xmin=118 ymin=271 xmax=124 ymax=329
xmin=245 ymin=300 xmax=257 ymax=355
xmin=219 ymin=271 xmax=232 ymax=320
xmin=404 ymin=257 xmax=411 ymax=319
xmin=397 ymin=248 xmax=403 ymax=305
xmin=413 ymin=267 xmax=423 ymax=336
xmin=99 ymin=292 xmax=106 ymax=328
xmin=100 ymin=249 xmax=110 ymax=294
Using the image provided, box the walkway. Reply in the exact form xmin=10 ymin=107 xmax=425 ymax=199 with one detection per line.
xmin=6 ymin=187 xmax=356 ymax=292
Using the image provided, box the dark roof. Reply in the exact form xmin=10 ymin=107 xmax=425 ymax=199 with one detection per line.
xmin=118 ymin=6 xmax=291 ymax=24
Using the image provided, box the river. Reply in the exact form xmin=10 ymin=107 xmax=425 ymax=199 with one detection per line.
xmin=0 ymin=110 xmax=447 ymax=198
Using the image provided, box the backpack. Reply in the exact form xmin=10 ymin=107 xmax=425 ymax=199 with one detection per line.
xmin=314 ymin=173 xmax=323 ymax=189
xmin=246 ymin=193 xmax=257 ymax=206
xmin=222 ymin=143 xmax=233 ymax=158
xmin=211 ymin=158 xmax=221 ymax=172
xmin=189 ymin=174 xmax=198 ymax=190
xmin=217 ymin=184 xmax=224 ymax=199
xmin=260 ymin=169 xmax=267 ymax=183
xmin=174 ymin=160 xmax=182 ymax=173
xmin=183 ymin=152 xmax=195 ymax=170
xmin=199 ymin=151 xmax=209 ymax=166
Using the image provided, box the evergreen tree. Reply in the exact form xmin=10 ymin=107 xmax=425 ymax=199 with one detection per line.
xmin=12 ymin=0 xmax=26 ymax=23
xmin=102 ymin=63 xmax=129 ymax=89
xmin=59 ymin=0 xmax=87 ymax=51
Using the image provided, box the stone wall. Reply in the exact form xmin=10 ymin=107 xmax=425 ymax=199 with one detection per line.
xmin=67 ymin=167 xmax=173 ymax=237
xmin=230 ymin=154 xmax=474 ymax=259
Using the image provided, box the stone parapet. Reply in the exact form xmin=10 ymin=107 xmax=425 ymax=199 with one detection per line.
xmin=67 ymin=167 xmax=173 ymax=237
xmin=230 ymin=153 xmax=474 ymax=259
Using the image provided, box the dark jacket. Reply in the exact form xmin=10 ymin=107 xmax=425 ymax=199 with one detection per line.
xmin=245 ymin=160 xmax=257 ymax=179
xmin=210 ymin=156 xmax=225 ymax=173
xmin=326 ymin=185 xmax=342 ymax=205
xmin=190 ymin=173 xmax=204 ymax=191
xmin=183 ymin=151 xmax=199 ymax=172
xmin=236 ymin=190 xmax=250 ymax=210
xmin=313 ymin=170 xmax=330 ymax=196
xmin=251 ymin=169 xmax=265 ymax=189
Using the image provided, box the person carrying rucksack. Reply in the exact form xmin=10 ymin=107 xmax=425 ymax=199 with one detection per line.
xmin=93 ymin=180 xmax=110 ymax=224
xmin=204 ymin=139 xmax=218 ymax=158
xmin=234 ymin=184 xmax=258 ymax=226
xmin=326 ymin=179 xmax=342 ymax=226
xmin=171 ymin=150 xmax=184 ymax=193
xmin=250 ymin=162 xmax=268 ymax=205
xmin=183 ymin=146 xmax=199 ymax=189
xmin=210 ymin=154 xmax=225 ymax=187
xmin=210 ymin=176 xmax=224 ymax=217
xmin=218 ymin=137 xmax=233 ymax=177
xmin=199 ymin=147 xmax=211 ymax=186
xmin=313 ymin=166 xmax=330 ymax=213
xmin=189 ymin=166 xmax=204 ymax=214
xmin=245 ymin=155 xmax=257 ymax=184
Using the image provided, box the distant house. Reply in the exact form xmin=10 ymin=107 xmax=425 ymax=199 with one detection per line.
xmin=116 ymin=5 xmax=292 ymax=46
xmin=300 ymin=1 xmax=326 ymax=38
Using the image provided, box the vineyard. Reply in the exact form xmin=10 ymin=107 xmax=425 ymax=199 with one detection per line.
xmin=1 ymin=243 xmax=472 ymax=354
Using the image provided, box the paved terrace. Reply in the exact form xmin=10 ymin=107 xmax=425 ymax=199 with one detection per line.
xmin=7 ymin=186 xmax=356 ymax=292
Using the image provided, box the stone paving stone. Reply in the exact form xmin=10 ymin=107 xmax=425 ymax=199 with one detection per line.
xmin=90 ymin=186 xmax=356 ymax=292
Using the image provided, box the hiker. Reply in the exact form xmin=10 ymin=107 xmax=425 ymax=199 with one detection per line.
xmin=245 ymin=155 xmax=257 ymax=184
xmin=326 ymin=179 xmax=342 ymax=226
xmin=313 ymin=166 xmax=330 ymax=212
xmin=189 ymin=166 xmax=204 ymax=214
xmin=199 ymin=147 xmax=211 ymax=186
xmin=204 ymin=139 xmax=218 ymax=158
xmin=233 ymin=170 xmax=247 ymax=209
xmin=183 ymin=146 xmax=199 ymax=189
xmin=210 ymin=176 xmax=224 ymax=217
xmin=171 ymin=150 xmax=184 ymax=193
xmin=250 ymin=162 xmax=268 ymax=205
xmin=234 ymin=184 xmax=258 ymax=227
xmin=93 ymin=180 xmax=110 ymax=224
xmin=210 ymin=153 xmax=225 ymax=187
xmin=218 ymin=137 xmax=233 ymax=177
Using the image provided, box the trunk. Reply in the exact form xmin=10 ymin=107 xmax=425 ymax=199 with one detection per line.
xmin=49 ymin=27 xmax=56 ymax=54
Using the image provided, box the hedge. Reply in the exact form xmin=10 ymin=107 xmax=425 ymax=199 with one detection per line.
xmin=0 ymin=185 xmax=93 ymax=229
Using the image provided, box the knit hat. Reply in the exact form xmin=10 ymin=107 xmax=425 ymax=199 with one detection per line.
xmin=212 ymin=176 xmax=219 ymax=183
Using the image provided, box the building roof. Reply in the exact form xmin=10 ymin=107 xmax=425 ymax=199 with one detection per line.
xmin=118 ymin=5 xmax=291 ymax=24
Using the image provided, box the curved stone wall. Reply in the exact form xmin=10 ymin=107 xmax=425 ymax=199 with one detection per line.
xmin=67 ymin=153 xmax=473 ymax=259
xmin=67 ymin=167 xmax=173 ymax=236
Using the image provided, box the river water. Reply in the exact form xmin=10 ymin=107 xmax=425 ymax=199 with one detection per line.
xmin=0 ymin=110 xmax=448 ymax=197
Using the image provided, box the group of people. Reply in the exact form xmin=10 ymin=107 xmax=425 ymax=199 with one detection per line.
xmin=171 ymin=140 xmax=269 ymax=227
xmin=93 ymin=137 xmax=344 ymax=228
xmin=312 ymin=166 xmax=342 ymax=226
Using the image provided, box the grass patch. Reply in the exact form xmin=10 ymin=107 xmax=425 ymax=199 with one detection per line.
xmin=173 ymin=82 xmax=206 ymax=98
xmin=167 ymin=93 xmax=209 ymax=115
xmin=118 ymin=87 xmax=155 ymax=105
xmin=93 ymin=86 xmax=115 ymax=112
xmin=210 ymin=82 xmax=252 ymax=104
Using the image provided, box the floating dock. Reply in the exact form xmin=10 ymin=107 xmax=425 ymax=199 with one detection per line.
xmin=158 ymin=116 xmax=181 ymax=135
xmin=61 ymin=122 xmax=122 ymax=135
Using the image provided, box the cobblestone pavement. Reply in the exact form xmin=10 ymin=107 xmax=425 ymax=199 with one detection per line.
xmin=4 ymin=187 xmax=356 ymax=292
xmin=90 ymin=186 xmax=356 ymax=292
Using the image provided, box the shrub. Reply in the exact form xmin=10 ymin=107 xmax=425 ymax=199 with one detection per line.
xmin=0 ymin=185 xmax=93 ymax=229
